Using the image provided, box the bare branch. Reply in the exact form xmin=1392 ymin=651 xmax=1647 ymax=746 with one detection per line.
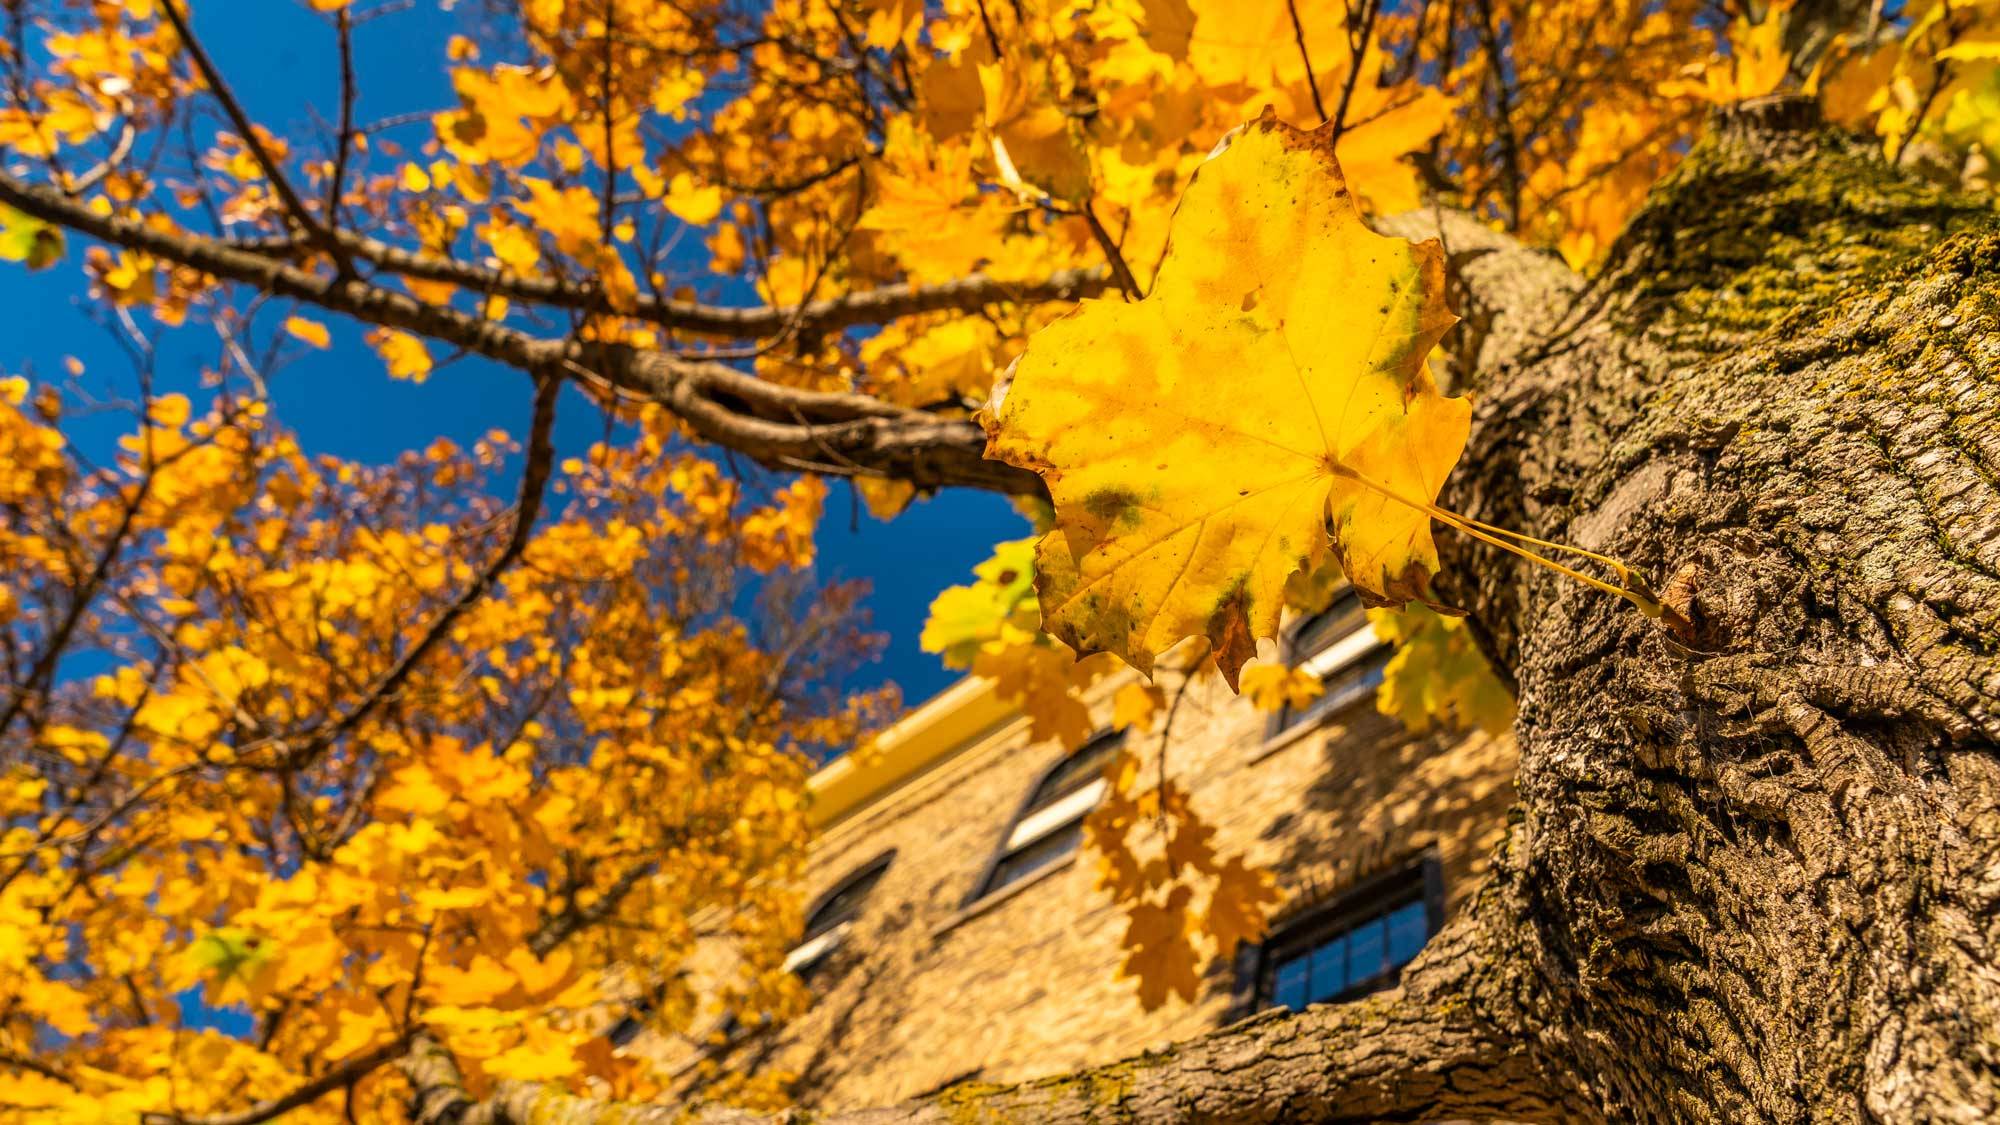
xmin=0 ymin=172 xmax=1043 ymax=496
xmin=1287 ymin=0 xmax=1330 ymax=124
xmin=1080 ymin=202 xmax=1142 ymax=299
xmin=159 ymin=0 xmax=334 ymax=253
xmin=1328 ymin=0 xmax=1383 ymax=140
xmin=0 ymin=1050 xmax=80 ymax=1090
xmin=227 ymin=226 xmax=1107 ymax=339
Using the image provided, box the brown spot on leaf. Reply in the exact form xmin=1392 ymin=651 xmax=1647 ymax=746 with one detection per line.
xmin=1207 ymin=582 xmax=1257 ymax=692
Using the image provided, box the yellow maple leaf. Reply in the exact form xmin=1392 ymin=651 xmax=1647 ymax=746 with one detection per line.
xmin=920 ymin=537 xmax=1038 ymax=668
xmin=368 ymin=328 xmax=433 ymax=382
xmin=984 ymin=111 xmax=1466 ymax=689
xmin=1160 ymin=787 xmax=1221 ymax=876
xmin=516 ymin=177 xmax=600 ymax=259
xmin=283 ymin=315 xmax=331 ymax=349
xmin=1330 ymin=82 xmax=1453 ymax=215
xmin=483 ymin=1023 xmax=586 ymax=1081
xmin=971 ymin=636 xmax=1098 ymax=750
xmin=1661 ymin=13 xmax=1793 ymax=105
xmin=1238 ymin=662 xmax=1324 ymax=713
xmin=1369 ymin=603 xmax=1515 ymax=735
xmin=1203 ymin=856 xmax=1282 ymax=961
xmin=426 ymin=953 xmax=518 ymax=1007
xmin=1182 ymin=0 xmax=1346 ymax=90
xmin=1111 ymin=680 xmax=1166 ymax=732
xmin=185 ymin=926 xmax=280 ymax=1007
xmin=1814 ymin=42 xmax=1900 ymax=127
xmin=1118 ymin=884 xmax=1202 ymax=1010
xmin=664 ymin=172 xmax=723 ymax=225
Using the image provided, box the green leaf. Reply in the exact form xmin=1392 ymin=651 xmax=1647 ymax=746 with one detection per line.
xmin=0 ymin=204 xmax=65 ymax=271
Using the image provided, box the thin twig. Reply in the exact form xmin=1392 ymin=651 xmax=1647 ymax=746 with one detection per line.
xmin=159 ymin=0 xmax=332 ymax=252
xmin=283 ymin=374 xmax=561 ymax=768
xmin=1287 ymin=0 xmax=1330 ymax=123
xmin=1082 ymin=201 xmax=1142 ymax=299
xmin=1328 ymin=0 xmax=1383 ymax=141
xmin=324 ymin=6 xmax=359 ymax=243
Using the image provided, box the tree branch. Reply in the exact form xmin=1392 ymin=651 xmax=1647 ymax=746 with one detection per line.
xmin=159 ymin=0 xmax=335 ymax=257
xmin=0 ymin=1049 xmax=79 ymax=1090
xmin=404 ymin=1031 xmax=475 ymax=1125
xmin=226 ymin=226 xmax=1109 ymax=338
xmin=401 ymin=904 xmax=1582 ymax=1124
xmin=527 ymin=858 xmax=657 ymax=957
xmin=278 ymin=372 xmax=561 ymax=771
xmin=144 ymin=1034 xmax=414 ymax=1125
xmin=0 ymin=173 xmax=1043 ymax=497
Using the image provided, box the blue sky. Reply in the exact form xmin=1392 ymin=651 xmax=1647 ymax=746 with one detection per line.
xmin=0 ymin=0 xmax=1022 ymax=709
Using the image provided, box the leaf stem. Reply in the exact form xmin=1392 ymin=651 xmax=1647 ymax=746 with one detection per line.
xmin=1326 ymin=464 xmax=1670 ymax=619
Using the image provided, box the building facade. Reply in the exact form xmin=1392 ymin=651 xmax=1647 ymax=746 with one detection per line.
xmin=657 ymin=592 xmax=1518 ymax=1112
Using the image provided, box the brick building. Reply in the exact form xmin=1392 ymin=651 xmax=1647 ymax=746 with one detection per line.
xmin=650 ymin=589 xmax=1518 ymax=1111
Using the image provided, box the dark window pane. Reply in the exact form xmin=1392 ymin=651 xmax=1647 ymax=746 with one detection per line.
xmin=1307 ymin=934 xmax=1348 ymax=1003
xmin=1274 ymin=955 xmax=1310 ymax=1011
xmin=607 ymin=991 xmax=659 ymax=1048
xmin=1347 ymin=917 xmax=1387 ymax=987
xmin=606 ymin=1015 xmax=643 ymax=1047
xmin=1270 ymin=593 xmax=1390 ymax=736
xmin=986 ymin=821 xmax=1083 ymax=894
xmin=972 ymin=736 xmax=1124 ymax=903
xmin=1253 ymin=863 xmax=1443 ymax=1012
xmin=804 ymin=857 xmax=892 ymax=940
xmin=1277 ymin=646 xmax=1391 ymax=733
xmin=1386 ymin=901 xmax=1429 ymax=968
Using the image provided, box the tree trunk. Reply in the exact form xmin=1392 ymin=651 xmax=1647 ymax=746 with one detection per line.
xmin=1425 ymin=95 xmax=2000 ymax=1122
xmin=402 ymin=97 xmax=2000 ymax=1123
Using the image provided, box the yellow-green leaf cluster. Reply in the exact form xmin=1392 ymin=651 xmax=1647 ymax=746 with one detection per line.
xmin=1369 ymin=603 xmax=1516 ymax=736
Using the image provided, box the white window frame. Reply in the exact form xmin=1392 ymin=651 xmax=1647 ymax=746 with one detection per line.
xmin=963 ymin=733 xmax=1123 ymax=908
xmin=1004 ymin=777 xmax=1107 ymax=850
xmin=781 ymin=921 xmax=848 ymax=974
xmin=1296 ymin=621 xmax=1385 ymax=681
xmin=1261 ymin=594 xmax=1391 ymax=749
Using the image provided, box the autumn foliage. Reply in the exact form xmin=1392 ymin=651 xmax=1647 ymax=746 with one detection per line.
xmin=2 ymin=0 xmax=1998 ymax=1119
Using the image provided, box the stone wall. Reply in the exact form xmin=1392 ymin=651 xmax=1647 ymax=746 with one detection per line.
xmin=656 ymin=666 xmax=1518 ymax=1112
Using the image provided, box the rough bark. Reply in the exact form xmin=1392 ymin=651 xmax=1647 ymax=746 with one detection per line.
xmin=1427 ymin=96 xmax=2000 ymax=1122
xmin=401 ymin=902 xmax=1582 ymax=1124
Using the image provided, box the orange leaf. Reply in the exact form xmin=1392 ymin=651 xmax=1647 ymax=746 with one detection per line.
xmin=283 ymin=316 xmax=331 ymax=349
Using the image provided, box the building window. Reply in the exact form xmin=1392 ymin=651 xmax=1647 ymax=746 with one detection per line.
xmin=1253 ymin=858 xmax=1444 ymax=1011
xmin=607 ymin=853 xmax=895 ymax=1050
xmin=784 ymin=850 xmax=896 ymax=981
xmin=969 ymin=729 xmax=1124 ymax=903
xmin=1270 ymin=591 xmax=1392 ymax=737
xmin=605 ymin=994 xmax=654 ymax=1048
